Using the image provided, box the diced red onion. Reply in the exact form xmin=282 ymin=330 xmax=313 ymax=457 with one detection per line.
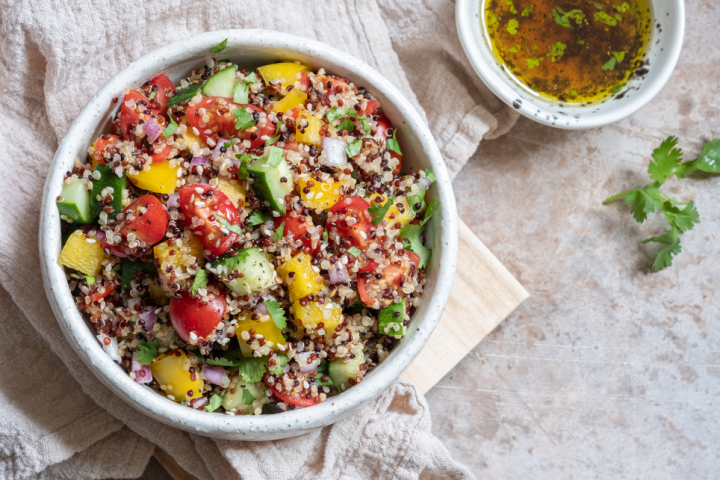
xmin=190 ymin=155 xmax=209 ymax=166
xmin=97 ymin=333 xmax=122 ymax=363
xmin=139 ymin=309 xmax=156 ymax=332
xmin=94 ymin=230 xmax=105 ymax=240
xmin=167 ymin=194 xmax=180 ymax=208
xmin=82 ymin=225 xmax=93 ymax=234
xmin=191 ymin=396 xmax=209 ymax=409
xmin=131 ymin=352 xmax=153 ymax=384
xmin=418 ymin=177 xmax=432 ymax=190
xmin=256 ymin=294 xmax=277 ymax=315
xmin=143 ymin=117 xmax=162 ymax=142
xmin=211 ymin=139 xmax=225 ymax=159
xmin=321 ymin=137 xmax=348 ymax=167
xmin=296 ymin=352 xmax=320 ymax=374
xmin=328 ymin=261 xmax=350 ymax=284
xmin=201 ymin=365 xmax=226 ymax=385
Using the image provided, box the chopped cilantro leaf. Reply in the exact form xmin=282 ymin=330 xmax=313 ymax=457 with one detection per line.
xmin=191 ymin=269 xmax=208 ymax=296
xmin=206 ymin=394 xmax=224 ymax=412
xmin=613 ymin=51 xmax=626 ymax=63
xmin=594 ymin=11 xmax=618 ymax=26
xmin=247 ymin=210 xmax=272 ymax=226
xmin=553 ymin=7 xmax=584 ymax=28
xmin=147 ymin=91 xmax=156 ymax=100
xmin=322 ymin=228 xmax=328 ymax=243
xmin=612 ymin=83 xmax=627 ymax=93
xmin=694 ymin=133 xmax=720 ymax=174
xmin=346 ymin=139 xmax=363 ymax=158
xmin=268 ymin=353 xmax=289 ymax=375
xmin=648 ymin=136 xmax=683 ymax=182
xmin=85 ymin=275 xmax=96 ymax=286
xmin=216 ymin=216 xmax=243 ymax=235
xmin=424 ymin=169 xmax=437 ymax=183
xmin=233 ymin=81 xmax=250 ymax=104
xmin=487 ymin=12 xmax=498 ymax=27
xmin=663 ymin=201 xmax=700 ymax=233
xmin=551 ymin=42 xmax=566 ymax=62
xmin=504 ymin=0 xmax=517 ymax=14
xmin=272 ymin=221 xmax=285 ymax=242
xmin=242 ymin=389 xmax=255 ymax=405
xmin=398 ymin=198 xmax=440 ymax=269
xmin=205 ymin=356 xmax=236 ymax=367
xmin=237 ymin=357 xmax=268 ymax=382
xmin=338 ymin=117 xmax=355 ymax=133
xmin=360 ymin=115 xmax=371 ymax=135
xmin=135 ymin=340 xmax=158 ymax=365
xmin=162 ymin=115 xmax=178 ymax=139
xmin=601 ymin=57 xmax=617 ymax=71
xmin=211 ymin=38 xmax=228 ymax=53
xmin=244 ymin=72 xmax=258 ymax=83
xmin=265 ymin=133 xmax=281 ymax=146
xmin=347 ymin=246 xmax=362 ymax=257
xmin=521 ymin=5 xmax=532 ymax=16
xmin=641 ymin=228 xmax=682 ymax=271
xmin=526 ymin=57 xmax=543 ymax=69
xmin=264 ymin=300 xmax=287 ymax=329
xmin=233 ymin=108 xmax=256 ymax=131
xmin=386 ymin=129 xmax=402 ymax=156
xmin=368 ymin=196 xmax=395 ymax=226
xmin=508 ymin=44 xmax=522 ymax=53
xmin=266 ymin=146 xmax=284 ymax=168
xmin=506 ymin=18 xmax=519 ymax=35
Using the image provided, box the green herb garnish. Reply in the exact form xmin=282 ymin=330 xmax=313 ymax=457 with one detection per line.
xmin=338 ymin=117 xmax=356 ymax=133
xmin=266 ymin=146 xmax=284 ymax=168
xmin=216 ymin=216 xmax=243 ymax=235
xmin=612 ymin=83 xmax=627 ymax=93
xmin=521 ymin=5 xmax=533 ymax=16
xmin=551 ymin=42 xmax=566 ymax=62
xmin=135 ymin=340 xmax=158 ymax=365
xmin=247 ymin=210 xmax=272 ymax=226
xmin=507 ymin=18 xmax=519 ymax=35
xmin=553 ymin=7 xmax=584 ymax=28
xmin=206 ymin=394 xmax=224 ymax=412
xmin=594 ymin=11 xmax=618 ymax=26
xmin=264 ymin=300 xmax=287 ymax=329
xmin=368 ymin=196 xmax=395 ymax=226
xmin=191 ymin=269 xmax=208 ymax=296
xmin=211 ymin=38 xmax=228 ymax=53
xmin=386 ymin=129 xmax=402 ymax=156
xmin=272 ymin=220 xmax=285 ymax=242
xmin=345 ymin=139 xmax=363 ymax=158
xmin=242 ymin=389 xmax=255 ymax=406
xmin=162 ymin=115 xmax=178 ymax=139
xmin=347 ymin=246 xmax=362 ymax=257
xmin=233 ymin=108 xmax=256 ymax=131
xmin=398 ymin=198 xmax=440 ymax=269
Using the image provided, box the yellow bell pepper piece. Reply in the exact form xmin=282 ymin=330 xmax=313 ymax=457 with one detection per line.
xmin=278 ymin=253 xmax=324 ymax=302
xmin=149 ymin=351 xmax=204 ymax=402
xmin=297 ymin=175 xmax=345 ymax=211
xmin=128 ymin=161 xmax=179 ymax=194
xmin=216 ymin=178 xmax=245 ymax=208
xmin=154 ymin=231 xmax=205 ymax=284
xmin=369 ymin=193 xmax=414 ymax=228
xmin=271 ymin=88 xmax=307 ymax=114
xmin=180 ymin=119 xmax=206 ymax=150
xmin=235 ymin=314 xmax=287 ymax=357
xmin=59 ymin=230 xmax=107 ymax=276
xmin=295 ymin=111 xmax=323 ymax=146
xmin=290 ymin=301 xmax=342 ymax=335
xmin=258 ymin=62 xmax=310 ymax=89
xmin=147 ymin=280 xmax=169 ymax=306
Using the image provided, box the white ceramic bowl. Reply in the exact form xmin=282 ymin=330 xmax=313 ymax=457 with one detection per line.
xmin=38 ymin=30 xmax=458 ymax=440
xmin=456 ymin=0 xmax=685 ymax=129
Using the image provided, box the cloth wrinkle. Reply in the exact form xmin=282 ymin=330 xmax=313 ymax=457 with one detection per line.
xmin=0 ymin=0 xmax=516 ymax=478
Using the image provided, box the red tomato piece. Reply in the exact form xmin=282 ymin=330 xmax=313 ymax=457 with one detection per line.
xmin=92 ymin=134 xmax=120 ymax=165
xmin=357 ymin=251 xmax=420 ymax=307
xmin=90 ymin=281 xmax=118 ymax=303
xmin=357 ymin=275 xmax=372 ymax=306
xmin=299 ymin=72 xmax=310 ymax=92
xmin=120 ymin=90 xmax=152 ymax=142
xmin=327 ymin=196 xmax=374 ymax=251
xmin=169 ymin=288 xmax=227 ymax=343
xmin=150 ymin=73 xmax=175 ymax=114
xmin=101 ymin=195 xmax=168 ymax=257
xmin=375 ymin=115 xmax=402 ymax=175
xmin=274 ymin=215 xmax=319 ymax=255
xmin=363 ymin=100 xmax=380 ymax=116
xmin=179 ymin=184 xmax=240 ymax=256
xmin=186 ymin=97 xmax=274 ymax=149
xmin=149 ymin=142 xmax=173 ymax=163
xmin=263 ymin=374 xmax=318 ymax=407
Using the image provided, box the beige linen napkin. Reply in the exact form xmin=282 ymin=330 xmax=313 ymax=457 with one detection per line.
xmin=0 ymin=0 xmax=517 ymax=478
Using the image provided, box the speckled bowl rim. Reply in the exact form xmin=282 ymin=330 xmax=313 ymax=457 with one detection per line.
xmin=456 ymin=0 xmax=685 ymax=129
xmin=39 ymin=29 xmax=458 ymax=440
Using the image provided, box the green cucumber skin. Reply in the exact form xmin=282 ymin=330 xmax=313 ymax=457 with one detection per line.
xmin=328 ymin=353 xmax=365 ymax=393
xmin=90 ymin=165 xmax=125 ymax=218
xmin=202 ymin=65 xmax=237 ymax=98
xmin=168 ymin=83 xmax=202 ymax=107
xmin=246 ymin=157 xmax=293 ymax=214
xmin=121 ymin=259 xmax=156 ymax=291
xmin=378 ymin=298 xmax=407 ymax=336
xmin=211 ymin=247 xmax=276 ymax=296
xmin=57 ymin=180 xmax=93 ymax=224
xmin=222 ymin=381 xmax=265 ymax=413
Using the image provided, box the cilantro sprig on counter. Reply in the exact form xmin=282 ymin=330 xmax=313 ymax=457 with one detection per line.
xmin=605 ymin=135 xmax=720 ymax=271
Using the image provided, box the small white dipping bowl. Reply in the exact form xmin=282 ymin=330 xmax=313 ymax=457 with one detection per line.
xmin=456 ymin=0 xmax=685 ymax=129
xmin=39 ymin=29 xmax=458 ymax=440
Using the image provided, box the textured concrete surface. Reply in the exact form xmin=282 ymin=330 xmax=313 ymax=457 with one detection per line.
xmin=426 ymin=1 xmax=720 ymax=478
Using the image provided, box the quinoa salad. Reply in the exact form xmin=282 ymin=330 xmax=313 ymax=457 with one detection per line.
xmin=55 ymin=39 xmax=439 ymax=415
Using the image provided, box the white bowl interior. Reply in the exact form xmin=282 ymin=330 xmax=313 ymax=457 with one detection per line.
xmin=456 ymin=0 xmax=685 ymax=129
xmin=39 ymin=30 xmax=458 ymax=440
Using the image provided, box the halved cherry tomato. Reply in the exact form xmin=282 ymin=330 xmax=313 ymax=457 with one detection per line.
xmin=299 ymin=72 xmax=310 ymax=92
xmin=274 ymin=215 xmax=319 ymax=255
xmin=263 ymin=373 xmax=318 ymax=407
xmin=280 ymin=141 xmax=300 ymax=152
xmin=89 ymin=281 xmax=118 ymax=303
xmin=101 ymin=195 xmax=168 ymax=257
xmin=375 ymin=115 xmax=402 ymax=175
xmin=150 ymin=73 xmax=175 ymax=114
xmin=92 ymin=134 xmax=120 ymax=165
xmin=327 ymin=196 xmax=374 ymax=251
xmin=169 ymin=287 xmax=227 ymax=343
xmin=357 ymin=275 xmax=372 ymax=306
xmin=356 ymin=251 xmax=420 ymax=307
xmin=149 ymin=142 xmax=173 ymax=163
xmin=185 ymin=97 xmax=274 ymax=149
xmin=120 ymin=90 xmax=152 ymax=142
xmin=179 ymin=184 xmax=240 ymax=256
xmin=363 ymin=99 xmax=380 ymax=116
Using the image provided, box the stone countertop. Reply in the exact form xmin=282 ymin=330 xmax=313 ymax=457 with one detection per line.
xmin=427 ymin=1 xmax=720 ymax=477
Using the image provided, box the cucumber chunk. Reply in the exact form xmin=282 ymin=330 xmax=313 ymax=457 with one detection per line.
xmin=90 ymin=165 xmax=125 ymax=218
xmin=329 ymin=353 xmax=365 ymax=393
xmin=222 ymin=381 xmax=265 ymax=414
xmin=209 ymin=247 xmax=277 ymax=296
xmin=378 ymin=298 xmax=406 ymax=336
xmin=121 ymin=259 xmax=156 ymax=291
xmin=168 ymin=83 xmax=202 ymax=107
xmin=56 ymin=180 xmax=93 ymax=224
xmin=246 ymin=153 xmax=294 ymax=214
xmin=202 ymin=65 xmax=237 ymax=98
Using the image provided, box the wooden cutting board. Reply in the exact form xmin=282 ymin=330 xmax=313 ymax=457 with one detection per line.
xmin=154 ymin=220 xmax=529 ymax=479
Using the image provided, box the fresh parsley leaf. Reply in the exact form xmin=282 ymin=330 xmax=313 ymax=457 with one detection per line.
xmin=368 ymin=196 xmax=395 ymax=226
xmin=216 ymin=216 xmax=243 ymax=235
xmin=386 ymin=129 xmax=402 ymax=156
xmin=551 ymin=42 xmax=566 ymax=62
xmin=326 ymin=107 xmax=346 ymax=123
xmin=191 ymin=269 xmax=208 ymax=296
xmin=272 ymin=221 xmax=285 ymax=242
xmin=623 ymin=184 xmax=663 ymax=223
xmin=346 ymin=139 xmax=363 ymax=158
xmin=268 ymin=353 xmax=289 ymax=375
xmin=222 ymin=139 xmax=236 ymax=149
xmin=347 ymin=246 xmax=362 ymax=257
xmin=162 ymin=115 xmax=178 ymax=138
xmin=594 ymin=11 xmax=618 ymax=26
xmin=694 ymin=134 xmax=720 ymax=173
xmin=205 ymin=356 xmax=236 ymax=367
xmin=612 ymin=83 xmax=627 ymax=93
xmin=641 ymin=228 xmax=681 ymax=271
xmin=264 ymin=300 xmax=287 ymax=329
xmin=601 ymin=57 xmax=617 ymax=71
xmin=237 ymin=357 xmax=268 ymax=383
xmin=521 ymin=5 xmax=532 ymax=16
xmin=211 ymin=38 xmax=228 ymax=53
xmin=338 ymin=117 xmax=356 ymax=133
xmin=247 ymin=210 xmax=272 ymax=226
xmin=648 ymin=136 xmax=682 ymax=182
xmin=506 ymin=18 xmax=519 ymax=35
xmin=266 ymin=146 xmax=284 ymax=168
xmin=242 ymin=389 xmax=255 ymax=406
xmin=206 ymin=394 xmax=224 ymax=412
xmin=234 ymin=108 xmax=256 ymax=131
xmin=424 ymin=169 xmax=437 ymax=183
xmin=233 ymin=81 xmax=250 ymax=104
xmin=663 ymin=201 xmax=700 ymax=233
xmin=408 ymin=190 xmax=426 ymax=215
xmin=423 ymin=197 xmax=440 ymax=221
xmin=135 ymin=340 xmax=158 ymax=365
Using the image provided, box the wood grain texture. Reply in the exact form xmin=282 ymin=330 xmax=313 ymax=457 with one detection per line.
xmin=153 ymin=220 xmax=526 ymax=478
xmin=400 ymin=220 xmax=529 ymax=393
